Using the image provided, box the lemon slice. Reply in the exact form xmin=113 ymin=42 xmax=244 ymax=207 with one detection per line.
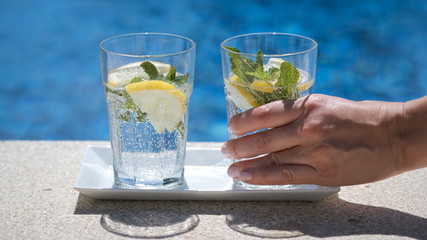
xmin=297 ymin=80 xmax=314 ymax=92
xmin=108 ymin=61 xmax=171 ymax=88
xmin=250 ymin=80 xmax=274 ymax=93
xmin=225 ymin=75 xmax=259 ymax=110
xmin=125 ymin=80 xmax=186 ymax=133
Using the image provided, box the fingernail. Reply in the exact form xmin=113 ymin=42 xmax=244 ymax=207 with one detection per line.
xmin=282 ymin=168 xmax=291 ymax=181
xmin=239 ymin=171 xmax=253 ymax=181
xmin=227 ymin=165 xmax=239 ymax=178
xmin=227 ymin=122 xmax=234 ymax=133
xmin=221 ymin=143 xmax=230 ymax=157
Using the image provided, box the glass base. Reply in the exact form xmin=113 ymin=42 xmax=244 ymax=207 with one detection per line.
xmin=114 ymin=174 xmax=184 ymax=190
xmin=233 ymin=179 xmax=300 ymax=190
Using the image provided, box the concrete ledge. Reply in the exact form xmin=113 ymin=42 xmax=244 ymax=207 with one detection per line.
xmin=1 ymin=141 xmax=426 ymax=239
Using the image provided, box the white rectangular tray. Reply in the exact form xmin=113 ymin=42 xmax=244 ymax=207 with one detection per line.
xmin=74 ymin=146 xmax=339 ymax=201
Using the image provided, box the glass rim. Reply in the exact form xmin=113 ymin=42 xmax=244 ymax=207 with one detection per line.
xmin=220 ymin=32 xmax=318 ymax=57
xmin=100 ymin=32 xmax=196 ymax=58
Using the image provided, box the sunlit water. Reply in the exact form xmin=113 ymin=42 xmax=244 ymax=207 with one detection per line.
xmin=1 ymin=0 xmax=426 ymax=141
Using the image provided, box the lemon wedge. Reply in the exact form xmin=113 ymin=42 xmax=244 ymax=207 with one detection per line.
xmin=225 ymin=75 xmax=259 ymax=110
xmin=125 ymin=80 xmax=186 ymax=133
xmin=108 ymin=61 xmax=171 ymax=88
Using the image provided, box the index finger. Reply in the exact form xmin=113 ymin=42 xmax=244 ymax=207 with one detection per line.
xmin=228 ymin=96 xmax=308 ymax=136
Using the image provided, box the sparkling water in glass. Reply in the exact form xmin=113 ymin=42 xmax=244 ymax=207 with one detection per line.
xmin=221 ymin=33 xmax=317 ymax=189
xmin=100 ymin=33 xmax=196 ymax=189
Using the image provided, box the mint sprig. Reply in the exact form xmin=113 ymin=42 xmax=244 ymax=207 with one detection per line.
xmin=276 ymin=61 xmax=300 ymax=98
xmin=122 ymin=89 xmax=148 ymax=122
xmin=225 ymin=46 xmax=257 ymax=84
xmin=164 ymin=66 xmax=189 ymax=85
xmin=165 ymin=66 xmax=176 ymax=81
xmin=140 ymin=61 xmax=160 ymax=79
xmin=225 ymin=46 xmax=301 ymax=104
xmin=176 ymin=121 xmax=185 ymax=139
xmin=138 ymin=61 xmax=189 ymax=85
xmin=266 ymin=67 xmax=280 ymax=77
xmin=246 ymin=50 xmax=272 ymax=81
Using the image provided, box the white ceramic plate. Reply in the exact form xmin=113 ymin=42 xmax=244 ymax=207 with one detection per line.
xmin=74 ymin=146 xmax=339 ymax=201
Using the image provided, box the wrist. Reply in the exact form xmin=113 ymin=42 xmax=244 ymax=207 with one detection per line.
xmin=395 ymin=96 xmax=427 ymax=173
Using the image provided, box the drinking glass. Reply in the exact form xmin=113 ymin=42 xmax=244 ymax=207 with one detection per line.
xmin=100 ymin=33 xmax=196 ymax=189
xmin=221 ymin=33 xmax=317 ymax=189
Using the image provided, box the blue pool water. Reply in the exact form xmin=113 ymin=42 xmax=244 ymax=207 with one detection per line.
xmin=1 ymin=0 xmax=426 ymax=141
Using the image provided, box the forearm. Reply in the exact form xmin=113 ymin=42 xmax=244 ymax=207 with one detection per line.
xmin=398 ymin=95 xmax=427 ymax=172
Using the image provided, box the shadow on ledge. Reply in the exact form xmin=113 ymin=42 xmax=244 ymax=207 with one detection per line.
xmin=74 ymin=194 xmax=199 ymax=238
xmin=74 ymin=194 xmax=427 ymax=239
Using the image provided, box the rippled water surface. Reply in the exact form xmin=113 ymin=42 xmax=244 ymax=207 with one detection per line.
xmin=1 ymin=0 xmax=426 ymax=141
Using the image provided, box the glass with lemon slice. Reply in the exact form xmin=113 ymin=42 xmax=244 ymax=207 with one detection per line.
xmin=100 ymin=33 xmax=195 ymax=189
xmin=221 ymin=33 xmax=318 ymax=190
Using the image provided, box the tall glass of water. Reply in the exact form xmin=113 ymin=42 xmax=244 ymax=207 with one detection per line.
xmin=221 ymin=33 xmax=317 ymax=189
xmin=100 ymin=33 xmax=196 ymax=189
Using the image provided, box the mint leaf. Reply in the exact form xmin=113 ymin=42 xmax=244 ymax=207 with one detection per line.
xmin=225 ymin=46 xmax=302 ymax=106
xmin=119 ymin=109 xmax=147 ymax=123
xmin=119 ymin=112 xmax=131 ymax=122
xmin=104 ymin=85 xmax=123 ymax=96
xmin=275 ymin=61 xmax=300 ymax=87
xmin=105 ymin=86 xmax=146 ymax=123
xmin=266 ymin=67 xmax=279 ymax=77
xmin=245 ymin=87 xmax=290 ymax=106
xmin=275 ymin=61 xmax=300 ymax=98
xmin=135 ymin=110 xmax=148 ymax=122
xmin=256 ymin=49 xmax=263 ymax=72
xmin=140 ymin=61 xmax=159 ymax=79
xmin=225 ymin=46 xmax=257 ymax=84
xmin=227 ymin=47 xmax=277 ymax=83
xmin=130 ymin=77 xmax=142 ymax=83
xmin=176 ymin=121 xmax=185 ymax=138
xmin=123 ymin=90 xmax=137 ymax=110
xmin=122 ymin=90 xmax=148 ymax=123
xmin=165 ymin=66 xmax=176 ymax=81
xmin=174 ymin=73 xmax=189 ymax=85
xmin=246 ymin=70 xmax=270 ymax=80
xmin=164 ymin=67 xmax=189 ymax=85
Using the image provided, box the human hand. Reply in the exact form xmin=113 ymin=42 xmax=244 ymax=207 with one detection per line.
xmin=221 ymin=94 xmax=410 ymax=187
